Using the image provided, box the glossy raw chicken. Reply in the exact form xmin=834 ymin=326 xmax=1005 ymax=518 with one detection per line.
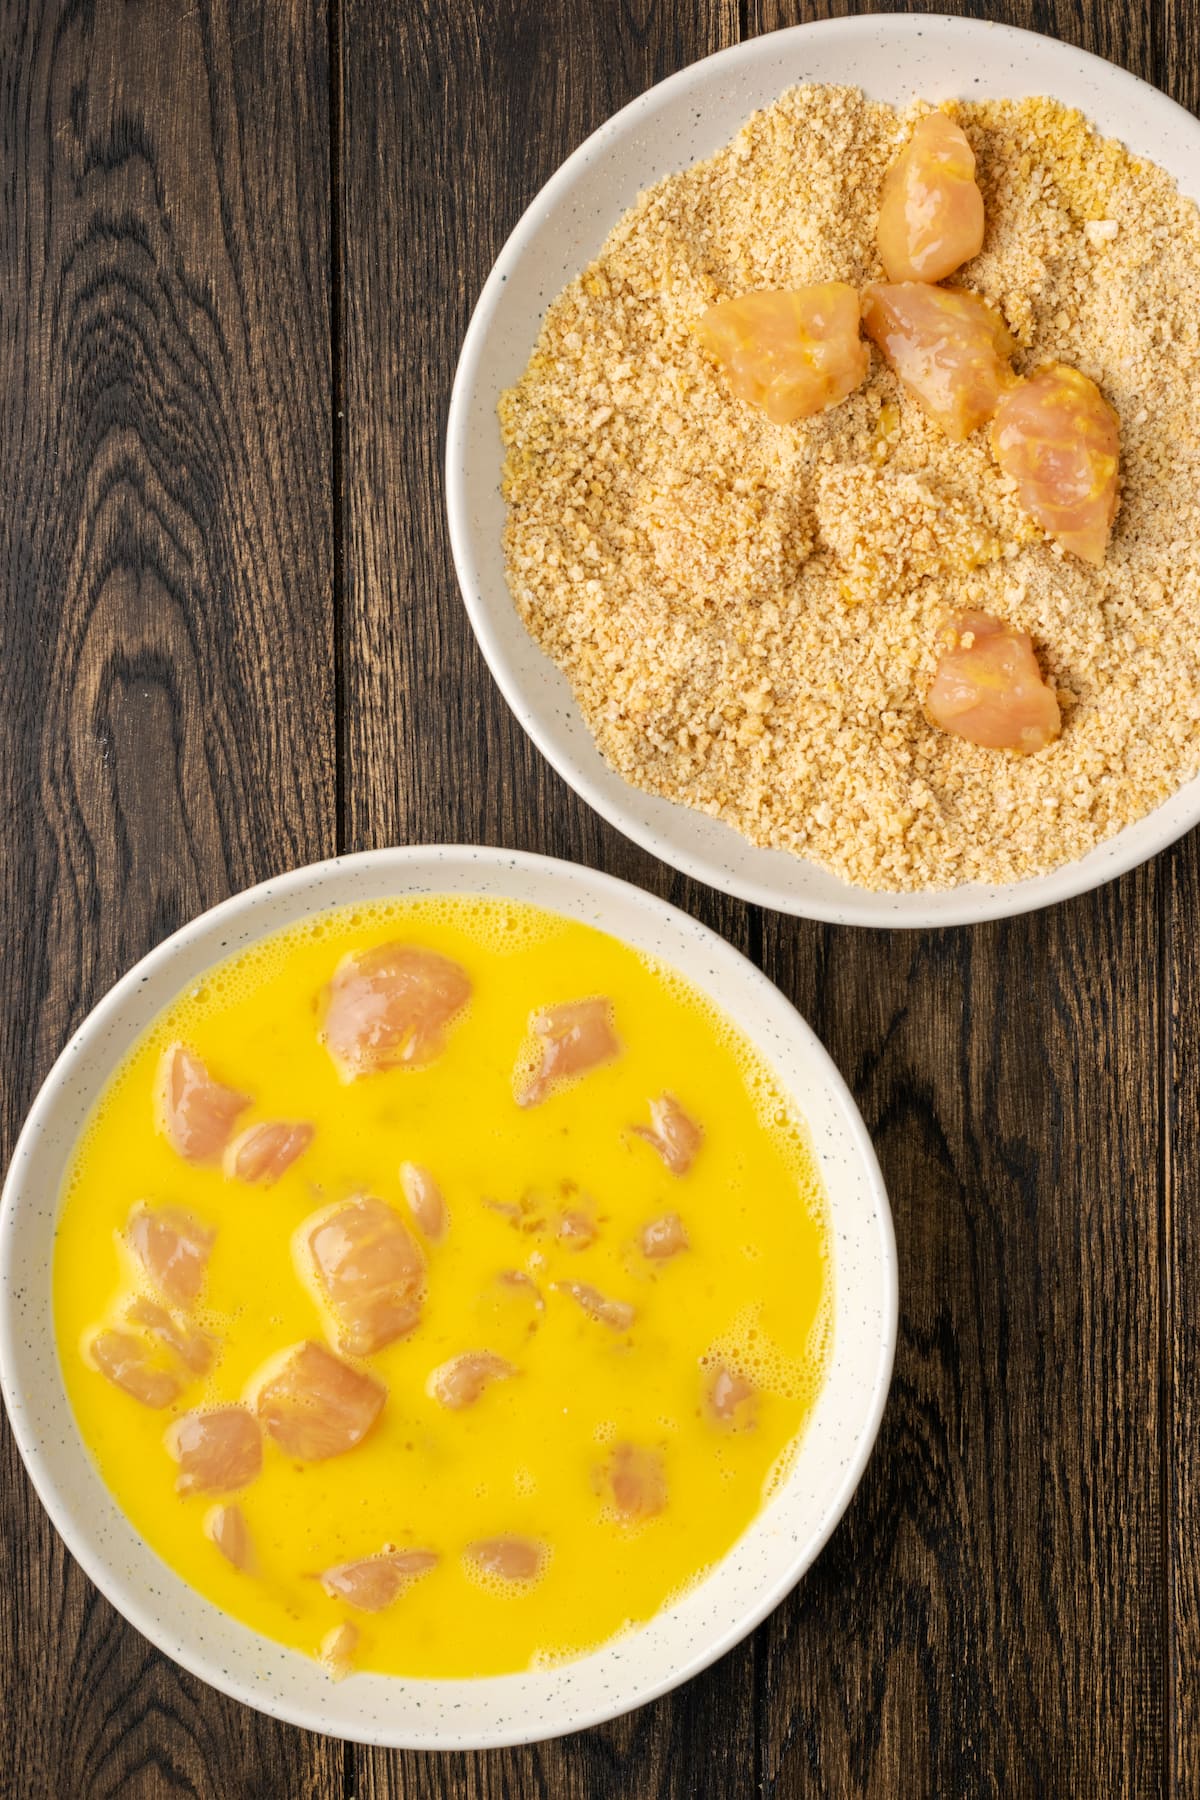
xmin=640 ymin=1212 xmax=690 ymax=1261
xmin=632 ymin=1093 xmax=703 ymax=1175
xmin=89 ymin=1328 xmax=183 ymax=1409
xmin=305 ymin=1195 xmax=425 ymax=1356
xmin=484 ymin=1189 xmax=559 ymax=1234
xmin=554 ymin=1280 xmax=636 ymax=1332
xmin=555 ymin=1208 xmax=597 ymax=1250
xmin=925 ymin=610 xmax=1061 ymax=754
xmin=126 ymin=1203 xmax=215 ymax=1310
xmin=157 ymin=1043 xmax=249 ymax=1164
xmin=321 ymin=943 xmax=471 ymax=1078
xmin=126 ymin=1296 xmax=215 ymax=1376
xmin=706 ymin=1364 xmax=757 ymax=1427
xmin=167 ymin=1406 xmax=263 ymax=1494
xmin=320 ymin=1621 xmax=358 ymax=1680
xmin=399 ymin=1162 xmax=448 ymax=1242
xmin=427 ymin=1350 xmax=516 ymax=1409
xmin=697 ymin=285 xmax=869 ymax=425
xmin=517 ymin=998 xmax=619 ymax=1107
xmin=862 ymin=282 xmax=1015 ymax=440
xmin=225 ymin=1120 xmax=313 ymax=1185
xmin=493 ymin=1269 xmax=545 ymax=1311
xmin=607 ymin=1443 xmax=668 ymax=1522
xmin=483 ymin=1196 xmax=525 ymax=1225
xmin=205 ymin=1502 xmax=253 ymax=1571
xmin=320 ymin=1548 xmax=438 ymax=1611
xmin=877 ymin=113 xmax=985 ymax=284
xmin=991 ymin=363 xmax=1120 ymax=565
xmin=255 ymin=1340 xmax=386 ymax=1461
xmin=467 ymin=1536 xmax=544 ymax=1582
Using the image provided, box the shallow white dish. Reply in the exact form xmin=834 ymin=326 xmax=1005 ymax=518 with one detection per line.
xmin=446 ymin=15 xmax=1200 ymax=926
xmin=0 ymin=846 xmax=895 ymax=1748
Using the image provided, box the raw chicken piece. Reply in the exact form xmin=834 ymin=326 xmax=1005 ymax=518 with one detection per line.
xmin=475 ymin=1270 xmax=545 ymax=1357
xmin=697 ymin=285 xmax=869 ymax=425
xmin=320 ymin=1549 xmax=438 ymax=1611
xmin=320 ymin=1621 xmax=359 ymax=1680
xmin=305 ymin=1195 xmax=425 ymax=1356
xmin=555 ymin=1209 xmax=597 ymax=1251
xmin=517 ymin=998 xmax=620 ymax=1107
xmin=484 ymin=1191 xmax=549 ymax=1233
xmin=925 ymin=611 xmax=1061 ymax=754
xmin=607 ymin=1443 xmax=668 ymax=1522
xmin=225 ymin=1120 xmax=314 ymax=1185
xmin=483 ymin=1197 xmax=523 ymax=1223
xmin=554 ymin=1281 xmax=636 ymax=1332
xmin=125 ymin=1296 xmax=216 ymax=1376
xmin=205 ymin=1502 xmax=253 ymax=1571
xmin=167 ymin=1406 xmax=263 ymax=1494
xmin=126 ymin=1204 xmax=215 ymax=1310
xmin=861 ymin=282 xmax=1015 ymax=440
xmin=255 ymin=1341 xmax=386 ymax=1461
xmin=399 ymin=1162 xmax=448 ymax=1242
xmin=494 ymin=1269 xmax=545 ymax=1311
xmin=991 ymin=363 xmax=1120 ymax=565
xmin=640 ymin=1213 xmax=690 ymax=1261
xmin=321 ymin=943 xmax=471 ymax=1078
xmin=706 ymin=1364 xmax=757 ymax=1427
xmin=89 ymin=1329 xmax=183 ymax=1409
xmin=466 ymin=1536 xmax=544 ymax=1581
xmin=632 ymin=1093 xmax=703 ymax=1175
xmin=877 ymin=113 xmax=985 ymax=283
xmin=157 ymin=1043 xmax=250 ymax=1164
xmin=427 ymin=1350 xmax=515 ymax=1410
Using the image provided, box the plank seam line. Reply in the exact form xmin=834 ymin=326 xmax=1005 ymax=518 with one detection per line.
xmin=330 ymin=0 xmax=347 ymax=860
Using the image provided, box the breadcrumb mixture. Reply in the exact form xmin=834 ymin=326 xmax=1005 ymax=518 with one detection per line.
xmin=499 ymin=87 xmax=1200 ymax=891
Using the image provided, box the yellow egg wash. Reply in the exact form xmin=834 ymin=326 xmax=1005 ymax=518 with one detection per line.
xmin=54 ymin=897 xmax=832 ymax=1678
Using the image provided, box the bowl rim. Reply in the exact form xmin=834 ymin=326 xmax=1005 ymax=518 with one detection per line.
xmin=0 ymin=843 xmax=897 ymax=1746
xmin=445 ymin=12 xmax=1200 ymax=928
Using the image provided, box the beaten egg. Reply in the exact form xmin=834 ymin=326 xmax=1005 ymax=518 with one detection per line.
xmin=54 ymin=897 xmax=831 ymax=1679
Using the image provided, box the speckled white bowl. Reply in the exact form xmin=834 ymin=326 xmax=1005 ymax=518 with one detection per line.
xmin=0 ymin=847 xmax=895 ymax=1747
xmin=446 ymin=15 xmax=1200 ymax=926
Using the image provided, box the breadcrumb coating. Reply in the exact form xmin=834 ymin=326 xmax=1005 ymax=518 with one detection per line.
xmin=499 ymin=86 xmax=1200 ymax=891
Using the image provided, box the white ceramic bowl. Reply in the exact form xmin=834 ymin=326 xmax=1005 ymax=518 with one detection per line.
xmin=446 ymin=16 xmax=1200 ymax=927
xmin=0 ymin=847 xmax=895 ymax=1747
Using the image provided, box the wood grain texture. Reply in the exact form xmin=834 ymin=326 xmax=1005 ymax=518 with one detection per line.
xmin=1168 ymin=832 xmax=1198 ymax=1800
xmin=3 ymin=0 xmax=1198 ymax=1792
xmin=759 ymin=886 xmax=1165 ymax=1798
xmin=0 ymin=0 xmax=339 ymax=1794
xmin=1156 ymin=7 xmax=1200 ymax=1790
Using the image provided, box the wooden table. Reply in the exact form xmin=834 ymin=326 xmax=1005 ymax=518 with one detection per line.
xmin=2 ymin=1 xmax=1196 ymax=1793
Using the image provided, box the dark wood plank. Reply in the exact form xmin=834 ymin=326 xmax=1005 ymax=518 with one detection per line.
xmin=759 ymin=884 xmax=1164 ymax=1798
xmin=747 ymin=0 xmax=1156 ymax=75
xmin=336 ymin=0 xmax=729 ymax=874
xmin=1157 ymin=6 xmax=1200 ymax=1791
xmin=337 ymin=1 xmax=772 ymax=1795
xmin=0 ymin=1 xmax=340 ymax=1793
xmin=740 ymin=7 xmax=1170 ymax=1794
xmin=1168 ymin=838 xmax=1199 ymax=1800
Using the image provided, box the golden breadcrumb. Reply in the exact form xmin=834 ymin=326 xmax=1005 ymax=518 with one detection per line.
xmin=499 ymin=86 xmax=1200 ymax=891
